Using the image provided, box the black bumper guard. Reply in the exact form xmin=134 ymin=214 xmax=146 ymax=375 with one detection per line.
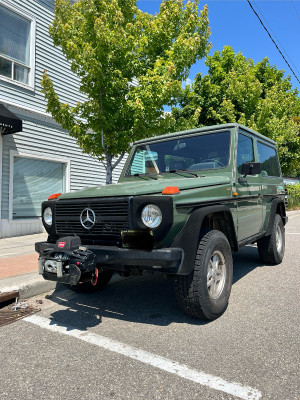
xmin=36 ymin=237 xmax=183 ymax=285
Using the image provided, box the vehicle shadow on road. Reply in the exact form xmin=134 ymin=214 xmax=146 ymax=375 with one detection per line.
xmin=232 ymin=244 xmax=265 ymax=284
xmin=48 ymin=274 xmax=200 ymax=330
xmin=47 ymin=244 xmax=265 ymax=330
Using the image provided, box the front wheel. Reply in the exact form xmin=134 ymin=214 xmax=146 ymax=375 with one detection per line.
xmin=64 ymin=268 xmax=114 ymax=293
xmin=257 ymin=214 xmax=285 ymax=265
xmin=174 ymin=230 xmax=233 ymax=320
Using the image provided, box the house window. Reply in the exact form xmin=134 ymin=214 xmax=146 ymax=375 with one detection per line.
xmin=0 ymin=5 xmax=34 ymax=86
xmin=12 ymin=156 xmax=66 ymax=219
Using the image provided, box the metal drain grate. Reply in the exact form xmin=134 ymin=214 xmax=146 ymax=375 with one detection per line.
xmin=0 ymin=291 xmax=40 ymax=327
xmin=0 ymin=306 xmax=38 ymax=327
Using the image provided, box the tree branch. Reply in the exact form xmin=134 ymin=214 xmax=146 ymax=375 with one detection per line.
xmin=112 ymin=151 xmax=125 ymax=170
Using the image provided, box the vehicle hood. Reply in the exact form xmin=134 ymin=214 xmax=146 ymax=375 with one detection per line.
xmin=59 ymin=175 xmax=231 ymax=200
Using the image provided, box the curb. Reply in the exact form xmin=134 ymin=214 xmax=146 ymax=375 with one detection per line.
xmin=286 ymin=209 xmax=300 ymax=216
xmin=0 ymin=271 xmax=124 ymax=300
xmin=0 ymin=272 xmax=58 ymax=300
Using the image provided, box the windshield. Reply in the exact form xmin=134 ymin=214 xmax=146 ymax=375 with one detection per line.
xmin=125 ymin=131 xmax=231 ymax=177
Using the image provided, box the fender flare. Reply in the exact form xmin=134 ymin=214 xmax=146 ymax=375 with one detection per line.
xmin=171 ymin=205 xmax=237 ymax=275
xmin=266 ymin=198 xmax=287 ymax=236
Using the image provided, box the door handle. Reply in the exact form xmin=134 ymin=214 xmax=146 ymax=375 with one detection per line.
xmin=238 ymin=177 xmax=247 ymax=184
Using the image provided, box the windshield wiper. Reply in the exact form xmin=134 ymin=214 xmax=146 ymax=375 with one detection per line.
xmin=169 ymin=169 xmax=198 ymax=178
xmin=133 ymin=173 xmax=157 ymax=180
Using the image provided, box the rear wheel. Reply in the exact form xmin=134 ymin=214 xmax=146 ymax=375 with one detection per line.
xmin=174 ymin=230 xmax=233 ymax=320
xmin=257 ymin=214 xmax=285 ymax=265
xmin=64 ymin=268 xmax=114 ymax=293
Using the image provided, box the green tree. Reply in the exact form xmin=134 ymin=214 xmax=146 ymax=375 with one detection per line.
xmin=171 ymin=46 xmax=300 ymax=175
xmin=42 ymin=0 xmax=211 ymax=183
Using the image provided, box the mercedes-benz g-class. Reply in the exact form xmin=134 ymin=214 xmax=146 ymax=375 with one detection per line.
xmin=36 ymin=123 xmax=287 ymax=320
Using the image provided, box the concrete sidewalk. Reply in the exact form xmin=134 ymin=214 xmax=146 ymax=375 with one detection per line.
xmin=0 ymin=233 xmax=47 ymax=278
xmin=1 ymin=210 xmax=299 ymax=299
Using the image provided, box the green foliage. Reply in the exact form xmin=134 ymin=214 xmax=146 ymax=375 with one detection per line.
xmin=41 ymin=0 xmax=211 ymax=183
xmin=171 ymin=46 xmax=300 ymax=175
xmin=286 ymin=184 xmax=300 ymax=209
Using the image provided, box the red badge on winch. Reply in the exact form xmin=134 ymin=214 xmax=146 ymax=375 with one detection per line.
xmin=58 ymin=242 xmax=66 ymax=248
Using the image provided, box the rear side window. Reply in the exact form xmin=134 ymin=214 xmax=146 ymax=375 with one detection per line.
xmin=257 ymin=142 xmax=281 ymax=177
xmin=236 ymin=133 xmax=254 ymax=174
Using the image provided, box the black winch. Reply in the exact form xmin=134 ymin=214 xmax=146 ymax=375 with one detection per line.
xmin=38 ymin=236 xmax=96 ymax=285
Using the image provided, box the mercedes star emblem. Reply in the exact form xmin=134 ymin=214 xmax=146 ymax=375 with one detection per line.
xmin=80 ymin=208 xmax=96 ymax=230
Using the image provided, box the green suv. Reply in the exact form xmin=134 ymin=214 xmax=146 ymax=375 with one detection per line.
xmin=36 ymin=123 xmax=287 ymax=320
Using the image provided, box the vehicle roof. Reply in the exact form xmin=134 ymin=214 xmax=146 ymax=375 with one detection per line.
xmin=134 ymin=123 xmax=277 ymax=146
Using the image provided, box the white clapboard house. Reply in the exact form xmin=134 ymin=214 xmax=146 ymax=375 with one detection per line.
xmin=0 ymin=0 xmax=129 ymax=238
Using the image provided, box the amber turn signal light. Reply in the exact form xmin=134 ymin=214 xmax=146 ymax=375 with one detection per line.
xmin=162 ymin=186 xmax=180 ymax=195
xmin=48 ymin=193 xmax=61 ymax=200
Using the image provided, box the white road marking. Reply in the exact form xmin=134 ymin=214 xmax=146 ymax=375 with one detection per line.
xmin=24 ymin=315 xmax=261 ymax=400
xmin=286 ymin=232 xmax=300 ymax=234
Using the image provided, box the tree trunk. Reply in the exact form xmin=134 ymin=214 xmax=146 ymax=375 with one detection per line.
xmin=106 ymin=153 xmax=113 ymax=184
xmin=105 ymin=152 xmax=125 ymax=185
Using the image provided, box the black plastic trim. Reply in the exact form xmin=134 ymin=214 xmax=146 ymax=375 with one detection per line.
xmin=238 ymin=232 xmax=266 ymax=248
xmin=41 ymin=200 xmax=57 ymax=239
xmin=262 ymin=193 xmax=285 ymax=197
xmin=170 ymin=205 xmax=238 ymax=275
xmin=266 ymin=198 xmax=287 ymax=235
xmin=35 ymin=241 xmax=183 ymax=274
xmin=131 ymin=196 xmax=173 ymax=242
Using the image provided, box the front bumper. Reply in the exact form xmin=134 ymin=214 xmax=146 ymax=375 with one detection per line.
xmin=35 ymin=239 xmax=184 ymax=284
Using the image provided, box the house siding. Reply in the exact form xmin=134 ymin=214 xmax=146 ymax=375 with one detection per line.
xmin=1 ymin=111 xmax=125 ymax=218
xmin=0 ymin=0 xmax=86 ymax=111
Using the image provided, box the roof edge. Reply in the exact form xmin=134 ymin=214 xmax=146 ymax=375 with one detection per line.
xmin=134 ymin=123 xmax=277 ymax=146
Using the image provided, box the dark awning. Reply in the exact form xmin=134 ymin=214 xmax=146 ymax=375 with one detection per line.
xmin=0 ymin=104 xmax=22 ymax=135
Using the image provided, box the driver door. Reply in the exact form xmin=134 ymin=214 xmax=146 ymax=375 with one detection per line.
xmin=235 ymin=132 xmax=263 ymax=241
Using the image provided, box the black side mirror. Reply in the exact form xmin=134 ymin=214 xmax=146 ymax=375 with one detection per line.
xmin=241 ymin=162 xmax=261 ymax=176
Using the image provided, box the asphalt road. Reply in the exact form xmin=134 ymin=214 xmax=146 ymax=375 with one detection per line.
xmin=1 ymin=213 xmax=299 ymax=400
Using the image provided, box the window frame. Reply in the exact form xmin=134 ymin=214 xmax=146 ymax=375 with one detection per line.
xmin=9 ymin=150 xmax=70 ymax=220
xmin=257 ymin=140 xmax=282 ymax=178
xmin=124 ymin=130 xmax=232 ymax=177
xmin=0 ymin=1 xmax=36 ymax=89
xmin=236 ymin=131 xmax=255 ymax=175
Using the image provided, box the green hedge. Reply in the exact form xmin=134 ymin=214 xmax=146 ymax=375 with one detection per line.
xmin=286 ymin=184 xmax=300 ymax=209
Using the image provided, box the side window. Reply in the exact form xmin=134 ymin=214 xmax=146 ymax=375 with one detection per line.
xmin=257 ymin=142 xmax=281 ymax=177
xmin=236 ymin=133 xmax=254 ymax=174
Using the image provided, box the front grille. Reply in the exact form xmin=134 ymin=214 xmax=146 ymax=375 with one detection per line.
xmin=55 ymin=197 xmax=130 ymax=245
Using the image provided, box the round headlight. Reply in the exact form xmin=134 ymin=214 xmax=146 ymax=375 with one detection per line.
xmin=43 ymin=207 xmax=53 ymax=226
xmin=141 ymin=204 xmax=162 ymax=228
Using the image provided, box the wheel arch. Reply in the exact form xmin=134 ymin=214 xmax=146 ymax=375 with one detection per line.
xmin=171 ymin=205 xmax=238 ymax=275
xmin=266 ymin=198 xmax=287 ymax=236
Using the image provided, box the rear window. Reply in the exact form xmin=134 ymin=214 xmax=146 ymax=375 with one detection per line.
xmin=257 ymin=142 xmax=281 ymax=177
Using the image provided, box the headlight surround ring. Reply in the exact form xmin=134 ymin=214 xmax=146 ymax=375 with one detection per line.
xmin=43 ymin=206 xmax=53 ymax=226
xmin=141 ymin=204 xmax=162 ymax=228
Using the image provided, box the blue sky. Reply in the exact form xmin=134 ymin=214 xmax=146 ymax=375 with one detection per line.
xmin=137 ymin=0 xmax=300 ymax=92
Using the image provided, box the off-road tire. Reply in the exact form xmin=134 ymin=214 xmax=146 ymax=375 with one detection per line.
xmin=257 ymin=214 xmax=285 ymax=265
xmin=174 ymin=230 xmax=233 ymax=320
xmin=64 ymin=269 xmax=114 ymax=293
